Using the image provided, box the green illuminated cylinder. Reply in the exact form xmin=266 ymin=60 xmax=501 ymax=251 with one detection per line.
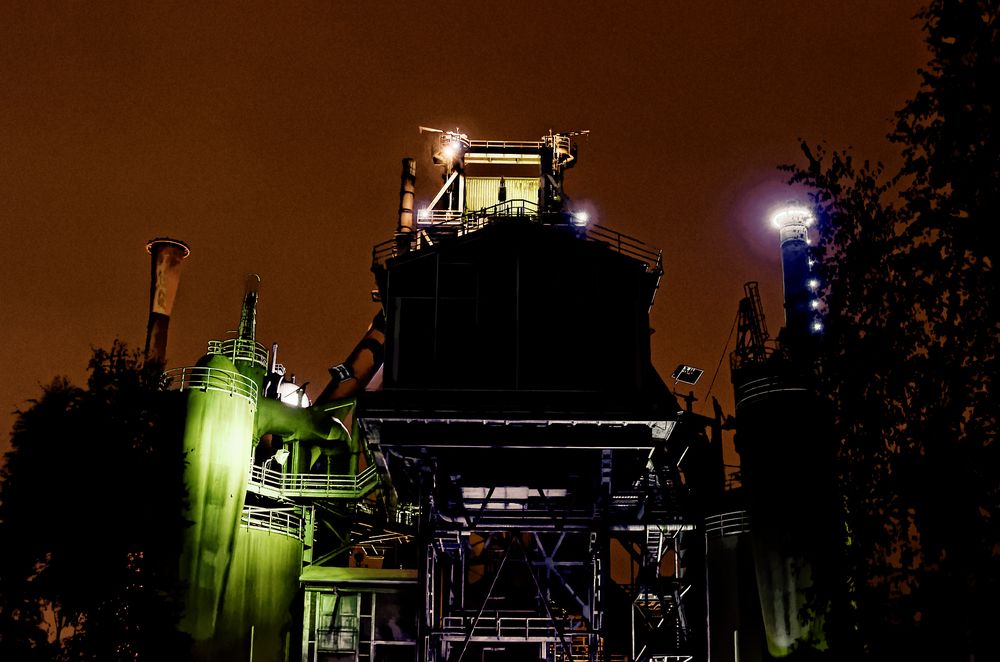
xmin=177 ymin=353 xmax=257 ymax=643
xmin=214 ymin=526 xmax=303 ymax=662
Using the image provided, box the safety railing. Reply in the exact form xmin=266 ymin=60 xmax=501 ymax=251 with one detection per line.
xmin=241 ymin=506 xmax=305 ymax=541
xmin=393 ymin=503 xmax=421 ymax=527
xmin=373 ymin=199 xmax=663 ymax=276
xmin=207 ymin=338 xmax=268 ymax=369
xmin=468 ymin=139 xmax=543 ymax=151
xmin=705 ymin=510 xmax=751 ymax=539
xmin=585 ymin=224 xmax=663 ymax=273
xmin=441 ymin=615 xmax=571 ymax=640
xmin=733 ymin=372 xmax=808 ymax=408
xmin=247 ymin=463 xmax=379 ymax=499
xmin=159 ymin=365 xmax=258 ymax=410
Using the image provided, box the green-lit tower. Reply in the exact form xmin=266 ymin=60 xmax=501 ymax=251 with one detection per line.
xmin=163 ymin=277 xmax=355 ymax=661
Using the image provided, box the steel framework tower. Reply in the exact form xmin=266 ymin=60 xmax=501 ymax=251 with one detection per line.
xmin=164 ymin=130 xmax=705 ymax=662
xmin=349 ymin=131 xmax=702 ymax=662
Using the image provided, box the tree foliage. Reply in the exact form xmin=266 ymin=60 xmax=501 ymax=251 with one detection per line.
xmin=784 ymin=2 xmax=999 ymax=659
xmin=0 ymin=343 xmax=191 ymax=661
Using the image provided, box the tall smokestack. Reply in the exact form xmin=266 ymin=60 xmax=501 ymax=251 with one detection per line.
xmin=396 ymin=157 xmax=416 ymax=253
xmin=144 ymin=237 xmax=190 ymax=363
xmin=770 ymin=205 xmax=814 ymax=342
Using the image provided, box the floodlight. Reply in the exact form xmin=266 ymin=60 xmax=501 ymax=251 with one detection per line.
xmin=770 ymin=203 xmax=815 ymax=230
xmin=671 ymin=364 xmax=704 ymax=385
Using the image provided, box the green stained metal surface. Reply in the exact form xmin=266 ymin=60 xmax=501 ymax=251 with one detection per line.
xmin=178 ymin=353 xmax=256 ymax=644
xmin=751 ymin=527 xmax=829 ymax=657
xmin=255 ymin=397 xmax=352 ymax=446
xmin=211 ymin=527 xmax=303 ymax=662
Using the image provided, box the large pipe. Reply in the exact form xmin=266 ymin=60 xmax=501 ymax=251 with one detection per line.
xmin=144 ymin=237 xmax=190 ymax=363
xmin=395 ymin=158 xmax=417 ymax=254
xmin=314 ymin=310 xmax=386 ymax=404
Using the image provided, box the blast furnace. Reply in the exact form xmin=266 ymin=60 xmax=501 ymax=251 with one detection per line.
xmin=162 ymin=129 xmax=708 ymax=662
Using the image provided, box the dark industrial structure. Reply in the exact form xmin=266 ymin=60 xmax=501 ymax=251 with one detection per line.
xmin=157 ymin=129 xmax=832 ymax=662
xmin=711 ymin=206 xmax=835 ymax=661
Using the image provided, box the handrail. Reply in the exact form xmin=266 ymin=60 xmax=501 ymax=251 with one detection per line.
xmin=247 ymin=462 xmax=379 ymax=498
xmin=241 ymin=506 xmax=305 ymax=541
xmin=705 ymin=510 xmax=751 ymax=538
xmin=468 ymin=139 xmax=544 ymax=151
xmin=733 ymin=373 xmax=808 ymax=408
xmin=160 ymin=365 xmax=258 ymax=410
xmin=207 ymin=338 xmax=268 ymax=369
xmin=586 ymin=224 xmax=663 ymax=273
xmin=373 ymin=199 xmax=663 ymax=275
xmin=441 ymin=614 xmax=575 ymax=640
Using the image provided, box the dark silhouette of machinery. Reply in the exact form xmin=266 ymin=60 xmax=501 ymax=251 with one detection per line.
xmin=162 ymin=129 xmax=710 ymax=662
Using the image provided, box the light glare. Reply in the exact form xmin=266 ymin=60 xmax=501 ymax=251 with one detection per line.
xmin=770 ymin=204 xmax=815 ymax=230
xmin=807 ymin=278 xmax=820 ymax=290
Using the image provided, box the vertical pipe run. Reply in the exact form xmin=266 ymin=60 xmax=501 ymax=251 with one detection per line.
xmin=144 ymin=237 xmax=190 ymax=363
xmin=396 ymin=158 xmax=417 ymax=254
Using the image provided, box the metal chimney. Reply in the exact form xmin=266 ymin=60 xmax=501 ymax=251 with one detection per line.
xmin=144 ymin=237 xmax=190 ymax=363
xmin=771 ymin=205 xmax=814 ymax=341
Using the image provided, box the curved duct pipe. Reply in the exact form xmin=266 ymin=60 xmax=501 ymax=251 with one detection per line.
xmin=144 ymin=237 xmax=190 ymax=363
xmin=255 ymin=398 xmax=351 ymax=445
xmin=314 ymin=310 xmax=386 ymax=404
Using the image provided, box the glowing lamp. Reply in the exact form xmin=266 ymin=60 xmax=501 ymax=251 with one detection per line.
xmin=671 ymin=364 xmax=704 ymax=385
xmin=273 ymin=448 xmax=290 ymax=466
xmin=811 ymin=320 xmax=824 ymax=333
xmin=571 ymin=210 xmax=589 ymax=227
xmin=810 ymin=300 xmax=821 ymax=310
xmin=771 ymin=203 xmax=814 ymax=247
xmin=277 ymin=381 xmax=310 ymax=408
xmin=807 ymin=279 xmax=820 ymax=291
xmin=770 ymin=204 xmax=815 ymax=230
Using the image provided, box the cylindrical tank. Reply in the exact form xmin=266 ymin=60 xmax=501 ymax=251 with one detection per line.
xmin=144 ymin=237 xmax=190 ymax=362
xmin=705 ymin=511 xmax=764 ymax=662
xmin=169 ymin=353 xmax=258 ymax=646
xmin=733 ymin=367 xmax=833 ymax=658
xmin=213 ymin=524 xmax=304 ymax=662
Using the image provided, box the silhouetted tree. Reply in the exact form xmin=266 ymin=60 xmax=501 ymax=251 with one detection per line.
xmin=0 ymin=343 xmax=191 ymax=661
xmin=784 ymin=2 xmax=999 ymax=660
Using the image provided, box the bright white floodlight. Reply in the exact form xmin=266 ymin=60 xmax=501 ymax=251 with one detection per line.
xmin=770 ymin=204 xmax=815 ymax=230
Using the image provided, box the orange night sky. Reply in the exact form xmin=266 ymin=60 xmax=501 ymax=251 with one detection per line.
xmin=1 ymin=2 xmax=929 ymax=456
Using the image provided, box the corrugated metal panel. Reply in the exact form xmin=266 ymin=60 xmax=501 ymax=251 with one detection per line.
xmin=465 ymin=176 xmax=538 ymax=212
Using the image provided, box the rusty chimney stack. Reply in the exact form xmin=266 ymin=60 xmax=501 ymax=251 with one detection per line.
xmin=144 ymin=237 xmax=190 ymax=363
